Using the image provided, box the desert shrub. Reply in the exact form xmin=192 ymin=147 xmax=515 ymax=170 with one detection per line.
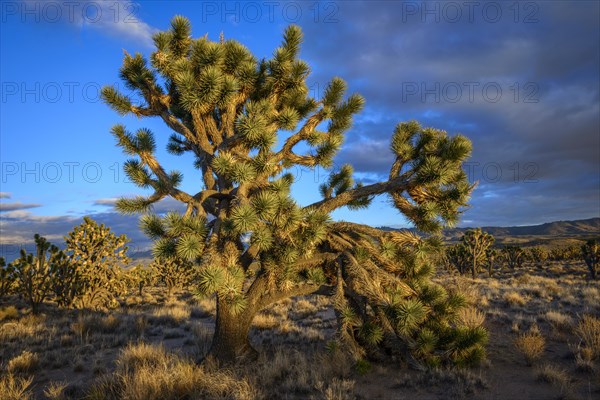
xmin=515 ymin=326 xmax=545 ymax=365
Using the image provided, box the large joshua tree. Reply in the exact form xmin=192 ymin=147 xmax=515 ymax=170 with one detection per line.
xmin=102 ymin=17 xmax=481 ymax=365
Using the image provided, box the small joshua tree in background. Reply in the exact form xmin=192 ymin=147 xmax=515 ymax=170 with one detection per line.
xmin=128 ymin=265 xmax=154 ymax=296
xmin=528 ymin=246 xmax=548 ymax=269
xmin=485 ymin=247 xmax=498 ymax=277
xmin=10 ymin=235 xmax=67 ymax=313
xmin=581 ymin=240 xmax=599 ymax=280
xmin=150 ymin=257 xmax=192 ymax=296
xmin=0 ymin=257 xmax=16 ymax=299
xmin=64 ymin=217 xmax=130 ymax=309
xmin=461 ymin=229 xmax=494 ymax=278
xmin=502 ymin=246 xmax=527 ymax=269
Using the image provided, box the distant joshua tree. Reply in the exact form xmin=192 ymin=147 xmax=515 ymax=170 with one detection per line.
xmin=461 ymin=229 xmax=494 ymax=278
xmin=10 ymin=235 xmax=67 ymax=313
xmin=502 ymin=246 xmax=526 ymax=269
xmin=528 ymin=247 xmax=549 ymax=268
xmin=581 ymin=240 xmax=599 ymax=279
xmin=101 ymin=16 xmax=484 ymax=366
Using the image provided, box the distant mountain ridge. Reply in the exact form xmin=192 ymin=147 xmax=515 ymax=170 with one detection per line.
xmin=380 ymin=217 xmax=600 ymax=240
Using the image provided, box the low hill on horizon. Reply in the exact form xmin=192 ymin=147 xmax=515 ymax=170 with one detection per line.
xmin=380 ymin=217 xmax=600 ymax=246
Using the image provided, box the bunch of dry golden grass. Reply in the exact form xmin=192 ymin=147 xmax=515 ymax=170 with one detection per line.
xmin=86 ymin=342 xmax=256 ymax=400
xmin=514 ymin=325 xmax=546 ymax=365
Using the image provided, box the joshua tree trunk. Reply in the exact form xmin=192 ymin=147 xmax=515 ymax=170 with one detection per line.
xmin=209 ymin=298 xmax=258 ymax=363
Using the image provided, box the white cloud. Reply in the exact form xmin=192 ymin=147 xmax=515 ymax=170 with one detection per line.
xmin=0 ymin=193 xmax=10 ymax=199
xmin=21 ymin=1 xmax=158 ymax=48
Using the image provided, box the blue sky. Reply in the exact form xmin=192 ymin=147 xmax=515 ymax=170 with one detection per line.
xmin=1 ymin=1 xmax=599 ymax=257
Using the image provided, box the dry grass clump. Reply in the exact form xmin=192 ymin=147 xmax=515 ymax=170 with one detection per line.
xmin=545 ymin=311 xmax=573 ymax=331
xmin=252 ymin=312 xmax=279 ymax=330
xmin=515 ymin=326 xmax=545 ymax=365
xmin=456 ymin=307 xmax=485 ymax=329
xmin=150 ymin=304 xmax=191 ymax=326
xmin=0 ymin=314 xmax=46 ymax=342
xmin=575 ymin=314 xmax=600 ymax=360
xmin=71 ymin=313 xmax=121 ymax=339
xmin=292 ymin=298 xmax=319 ymax=318
xmin=250 ymin=348 xmax=353 ymax=397
xmin=503 ymin=291 xmax=528 ymax=306
xmin=0 ymin=374 xmax=33 ymax=400
xmin=7 ymin=351 xmax=40 ymax=374
xmin=192 ymin=297 xmax=216 ymax=318
xmin=0 ymin=306 xmax=19 ymax=321
xmin=535 ymin=364 xmax=571 ymax=392
xmin=43 ymin=381 xmax=68 ymax=400
xmin=581 ymin=286 xmax=600 ymax=310
xmin=88 ymin=343 xmax=255 ymax=400
xmin=316 ymin=378 xmax=355 ymax=400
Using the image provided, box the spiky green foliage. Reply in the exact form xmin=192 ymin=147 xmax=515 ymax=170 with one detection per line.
xmin=460 ymin=229 xmax=494 ymax=278
xmin=64 ymin=217 xmax=130 ymax=309
xmin=324 ymin=225 xmax=487 ymax=367
xmin=501 ymin=246 xmax=526 ymax=269
xmin=0 ymin=257 xmax=16 ymax=298
xmin=581 ymin=240 xmax=599 ymax=280
xmin=10 ymin=235 xmax=67 ymax=313
xmin=528 ymin=247 xmax=549 ymax=269
xmin=102 ymin=17 xmax=477 ymax=365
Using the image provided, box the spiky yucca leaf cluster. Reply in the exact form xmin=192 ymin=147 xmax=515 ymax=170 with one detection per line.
xmin=323 ymin=224 xmax=487 ymax=368
xmin=387 ymin=121 xmax=474 ymax=234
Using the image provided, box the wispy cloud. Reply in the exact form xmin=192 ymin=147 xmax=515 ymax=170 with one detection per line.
xmin=0 ymin=202 xmax=42 ymax=212
xmin=21 ymin=0 xmax=157 ymax=48
xmin=0 ymin=193 xmax=11 ymax=199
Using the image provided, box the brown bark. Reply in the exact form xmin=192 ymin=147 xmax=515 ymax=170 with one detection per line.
xmin=208 ymin=297 xmax=258 ymax=364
